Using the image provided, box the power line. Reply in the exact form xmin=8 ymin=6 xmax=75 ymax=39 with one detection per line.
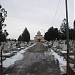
xmin=51 ymin=0 xmax=60 ymax=26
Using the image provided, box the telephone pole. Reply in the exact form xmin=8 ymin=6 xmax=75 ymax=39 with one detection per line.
xmin=65 ymin=0 xmax=69 ymax=74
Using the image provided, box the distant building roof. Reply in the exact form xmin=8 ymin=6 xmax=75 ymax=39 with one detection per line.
xmin=37 ymin=31 xmax=41 ymax=35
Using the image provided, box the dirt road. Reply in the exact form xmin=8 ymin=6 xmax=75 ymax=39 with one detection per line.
xmin=4 ymin=42 xmax=61 ymax=75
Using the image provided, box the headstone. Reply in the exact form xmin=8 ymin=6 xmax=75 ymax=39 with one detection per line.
xmin=69 ymin=40 xmax=73 ymax=47
xmin=62 ymin=41 xmax=67 ymax=51
xmin=53 ymin=40 xmax=59 ymax=47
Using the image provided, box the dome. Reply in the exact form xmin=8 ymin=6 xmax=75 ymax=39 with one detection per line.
xmin=37 ymin=31 xmax=41 ymax=35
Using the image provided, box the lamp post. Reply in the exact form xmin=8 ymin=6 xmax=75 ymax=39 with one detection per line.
xmin=0 ymin=4 xmax=7 ymax=75
xmin=65 ymin=0 xmax=69 ymax=74
xmin=41 ymin=29 xmax=45 ymax=36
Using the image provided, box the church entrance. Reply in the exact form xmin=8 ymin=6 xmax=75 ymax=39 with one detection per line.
xmin=38 ymin=39 xmax=41 ymax=42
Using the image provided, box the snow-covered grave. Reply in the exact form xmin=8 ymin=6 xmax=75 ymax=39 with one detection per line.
xmin=59 ymin=50 xmax=67 ymax=56
xmin=49 ymin=48 xmax=67 ymax=74
xmin=3 ymin=49 xmax=25 ymax=67
xmin=26 ymin=43 xmax=36 ymax=48
xmin=20 ymin=42 xmax=26 ymax=48
xmin=61 ymin=50 xmax=67 ymax=54
xmin=59 ymin=40 xmax=67 ymax=51
xmin=71 ymin=40 xmax=75 ymax=50
xmin=0 ymin=41 xmax=17 ymax=53
xmin=12 ymin=43 xmax=16 ymax=49
xmin=0 ymin=46 xmax=1 ymax=52
xmin=73 ymin=41 xmax=75 ymax=48
xmin=69 ymin=55 xmax=75 ymax=68
xmin=43 ymin=41 xmax=49 ymax=47
xmin=62 ymin=44 xmax=67 ymax=51
xmin=3 ymin=43 xmax=36 ymax=68
xmin=69 ymin=40 xmax=73 ymax=47
xmin=69 ymin=55 xmax=75 ymax=59
xmin=53 ymin=40 xmax=59 ymax=47
xmin=69 ymin=63 xmax=75 ymax=72
xmin=3 ymin=42 xmax=11 ymax=52
xmin=2 ymin=52 xmax=14 ymax=57
xmin=48 ymin=41 xmax=52 ymax=46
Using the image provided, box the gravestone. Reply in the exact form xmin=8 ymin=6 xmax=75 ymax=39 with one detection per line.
xmin=53 ymin=40 xmax=59 ymax=47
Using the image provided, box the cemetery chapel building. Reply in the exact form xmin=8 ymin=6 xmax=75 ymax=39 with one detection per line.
xmin=34 ymin=31 xmax=44 ymax=42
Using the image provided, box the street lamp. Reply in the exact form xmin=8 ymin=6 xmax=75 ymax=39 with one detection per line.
xmin=0 ymin=4 xmax=7 ymax=75
xmin=41 ymin=29 xmax=45 ymax=36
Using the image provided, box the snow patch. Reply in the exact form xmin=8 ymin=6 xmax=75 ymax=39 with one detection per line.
xmin=50 ymin=49 xmax=66 ymax=73
xmin=3 ymin=43 xmax=36 ymax=68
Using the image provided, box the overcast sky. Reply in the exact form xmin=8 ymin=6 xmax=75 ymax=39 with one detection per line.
xmin=0 ymin=0 xmax=74 ymax=40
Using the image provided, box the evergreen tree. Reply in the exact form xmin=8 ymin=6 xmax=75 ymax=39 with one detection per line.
xmin=18 ymin=27 xmax=30 ymax=42
xmin=44 ymin=19 xmax=75 ymax=41
xmin=44 ymin=27 xmax=59 ymax=41
xmin=54 ymin=28 xmax=59 ymax=40
xmin=59 ymin=18 xmax=67 ymax=40
xmin=0 ymin=5 xmax=8 ymax=42
xmin=69 ymin=29 xmax=74 ymax=40
xmin=18 ymin=35 xmax=22 ymax=41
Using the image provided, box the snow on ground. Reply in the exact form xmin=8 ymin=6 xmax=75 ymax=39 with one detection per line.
xmin=3 ymin=43 xmax=36 ymax=68
xmin=50 ymin=49 xmax=66 ymax=74
xmin=3 ymin=49 xmax=25 ymax=67
xmin=70 ymin=55 xmax=75 ymax=59
xmin=61 ymin=51 xmax=67 ymax=53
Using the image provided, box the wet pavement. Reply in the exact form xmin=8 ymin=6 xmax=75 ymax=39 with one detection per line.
xmin=4 ymin=42 xmax=61 ymax=75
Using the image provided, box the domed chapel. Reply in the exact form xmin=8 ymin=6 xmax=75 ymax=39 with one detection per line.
xmin=34 ymin=31 xmax=44 ymax=42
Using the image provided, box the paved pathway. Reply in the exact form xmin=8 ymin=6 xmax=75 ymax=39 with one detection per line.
xmin=4 ymin=42 xmax=61 ymax=75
